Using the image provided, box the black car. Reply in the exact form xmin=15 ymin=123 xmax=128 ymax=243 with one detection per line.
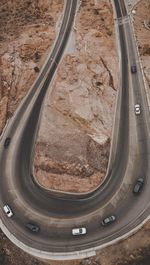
xmin=131 ymin=65 xmax=137 ymax=73
xmin=25 ymin=223 xmax=40 ymax=233
xmin=133 ymin=177 xmax=144 ymax=194
xmin=4 ymin=137 xmax=11 ymax=148
xmin=101 ymin=215 xmax=116 ymax=226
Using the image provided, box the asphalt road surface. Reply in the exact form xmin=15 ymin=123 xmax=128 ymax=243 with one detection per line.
xmin=0 ymin=0 xmax=150 ymax=259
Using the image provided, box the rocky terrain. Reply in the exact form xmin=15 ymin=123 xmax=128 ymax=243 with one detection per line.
xmin=133 ymin=0 xmax=150 ymax=91
xmin=34 ymin=0 xmax=118 ymax=192
xmin=0 ymin=0 xmax=63 ymax=133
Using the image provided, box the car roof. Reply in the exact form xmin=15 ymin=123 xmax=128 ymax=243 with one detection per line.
xmin=72 ymin=227 xmax=86 ymax=234
xmin=134 ymin=183 xmax=140 ymax=192
xmin=104 ymin=215 xmax=115 ymax=222
xmin=26 ymin=223 xmax=40 ymax=231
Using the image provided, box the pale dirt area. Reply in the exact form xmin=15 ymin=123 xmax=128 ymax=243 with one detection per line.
xmin=34 ymin=0 xmax=119 ymax=193
xmin=0 ymin=0 xmax=150 ymax=265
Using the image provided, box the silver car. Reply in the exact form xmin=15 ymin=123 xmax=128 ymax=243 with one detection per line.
xmin=72 ymin=227 xmax=86 ymax=235
xmin=135 ymin=104 xmax=141 ymax=115
xmin=3 ymin=205 xmax=13 ymax=217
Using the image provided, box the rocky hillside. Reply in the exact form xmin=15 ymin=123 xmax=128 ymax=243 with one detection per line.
xmin=34 ymin=0 xmax=119 ymax=193
xmin=134 ymin=0 xmax=150 ymax=91
xmin=0 ymin=0 xmax=63 ymax=133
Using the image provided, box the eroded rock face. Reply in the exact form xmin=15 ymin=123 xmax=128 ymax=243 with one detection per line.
xmin=0 ymin=0 xmax=63 ymax=133
xmin=34 ymin=0 xmax=119 ymax=192
xmin=134 ymin=0 xmax=150 ymax=92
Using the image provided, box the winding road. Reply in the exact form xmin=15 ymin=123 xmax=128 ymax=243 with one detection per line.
xmin=0 ymin=0 xmax=150 ymax=260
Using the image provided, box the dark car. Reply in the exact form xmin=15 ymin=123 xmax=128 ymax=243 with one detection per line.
xmin=133 ymin=177 xmax=144 ymax=194
xmin=25 ymin=223 xmax=40 ymax=233
xmin=4 ymin=137 xmax=11 ymax=148
xmin=131 ymin=65 xmax=137 ymax=73
xmin=101 ymin=215 xmax=116 ymax=226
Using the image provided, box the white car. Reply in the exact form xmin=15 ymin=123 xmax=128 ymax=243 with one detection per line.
xmin=72 ymin=227 xmax=86 ymax=236
xmin=3 ymin=205 xmax=13 ymax=217
xmin=135 ymin=104 xmax=141 ymax=115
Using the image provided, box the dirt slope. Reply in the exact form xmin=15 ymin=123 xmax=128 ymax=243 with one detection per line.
xmin=34 ymin=0 xmax=119 ymax=193
xmin=0 ymin=0 xmax=63 ymax=133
